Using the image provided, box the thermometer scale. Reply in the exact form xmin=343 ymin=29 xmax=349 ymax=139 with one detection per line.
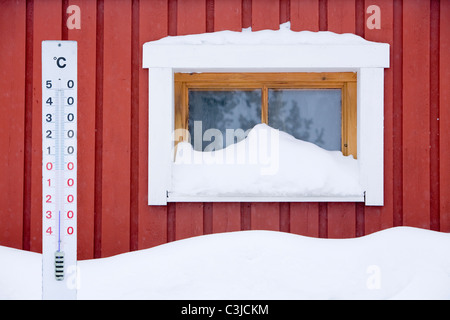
xmin=42 ymin=41 xmax=77 ymax=300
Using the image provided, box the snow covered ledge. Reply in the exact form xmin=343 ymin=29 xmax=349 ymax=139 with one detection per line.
xmin=143 ymin=23 xmax=390 ymax=206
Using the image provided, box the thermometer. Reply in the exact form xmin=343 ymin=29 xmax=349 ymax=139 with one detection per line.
xmin=42 ymin=41 xmax=77 ymax=300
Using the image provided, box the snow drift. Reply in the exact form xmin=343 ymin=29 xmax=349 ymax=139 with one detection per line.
xmin=172 ymin=124 xmax=362 ymax=197
xmin=1 ymin=227 xmax=450 ymax=300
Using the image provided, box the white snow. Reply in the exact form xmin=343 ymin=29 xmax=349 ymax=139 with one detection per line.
xmin=172 ymin=124 xmax=363 ymax=197
xmin=1 ymin=227 xmax=450 ymax=300
xmin=150 ymin=21 xmax=375 ymax=46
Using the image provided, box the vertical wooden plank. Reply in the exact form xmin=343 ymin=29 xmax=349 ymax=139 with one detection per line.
xmin=212 ymin=203 xmax=241 ymax=233
xmin=206 ymin=0 xmax=214 ymax=32
xmin=402 ymin=0 xmax=430 ymax=229
xmin=203 ymin=202 xmax=213 ymax=234
xmin=326 ymin=0 xmax=356 ymax=238
xmin=101 ymin=0 xmax=132 ymax=257
xmin=138 ymin=0 xmax=169 ymax=249
xmin=291 ymin=0 xmax=319 ymax=32
xmin=214 ymin=0 xmax=242 ymax=31
xmin=242 ymin=0 xmax=252 ymax=29
xmin=23 ymin=0 xmax=33 ymax=251
xmin=130 ymin=0 xmax=139 ymax=251
xmin=327 ymin=202 xmax=356 ymax=238
xmin=252 ymin=0 xmax=279 ymax=31
xmin=177 ymin=0 xmax=206 ymax=35
xmin=251 ymin=203 xmax=279 ymax=231
xmin=0 ymin=0 xmax=26 ymax=249
xmin=327 ymin=0 xmax=355 ymax=34
xmin=355 ymin=0 xmax=364 ymax=37
xmin=174 ymin=0 xmax=206 ymax=241
xmin=364 ymin=0 xmax=394 ymax=234
xmin=279 ymin=0 xmax=290 ymax=24
xmin=30 ymin=0 xmax=62 ymax=253
xmin=94 ymin=0 xmax=104 ymax=259
xmin=430 ymin=0 xmax=440 ymax=231
xmin=279 ymin=202 xmax=290 ymax=232
xmin=66 ymin=0 xmax=96 ymax=259
xmin=290 ymin=203 xmax=319 ymax=237
xmin=392 ymin=0 xmax=403 ymax=227
xmin=319 ymin=0 xmax=327 ymax=31
xmin=440 ymin=0 xmax=450 ymax=232
xmin=175 ymin=203 xmax=203 ymax=240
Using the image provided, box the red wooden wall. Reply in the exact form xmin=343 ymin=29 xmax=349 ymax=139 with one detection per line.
xmin=0 ymin=0 xmax=449 ymax=260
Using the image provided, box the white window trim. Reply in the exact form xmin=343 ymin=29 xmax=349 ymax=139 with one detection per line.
xmin=143 ymin=35 xmax=389 ymax=206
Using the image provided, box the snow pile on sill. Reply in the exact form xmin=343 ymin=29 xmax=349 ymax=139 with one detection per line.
xmin=1 ymin=227 xmax=450 ymax=300
xmin=150 ymin=21 xmax=374 ymax=46
xmin=172 ymin=124 xmax=362 ymax=197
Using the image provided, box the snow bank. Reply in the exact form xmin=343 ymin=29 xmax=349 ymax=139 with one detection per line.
xmin=172 ymin=124 xmax=362 ymax=197
xmin=151 ymin=22 xmax=374 ymax=46
xmin=1 ymin=227 xmax=450 ymax=300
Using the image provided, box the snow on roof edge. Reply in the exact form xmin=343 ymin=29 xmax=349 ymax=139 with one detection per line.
xmin=146 ymin=22 xmax=380 ymax=46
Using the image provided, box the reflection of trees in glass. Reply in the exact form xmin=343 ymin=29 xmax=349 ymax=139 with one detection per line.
xmin=269 ymin=91 xmax=317 ymax=144
xmin=238 ymin=90 xmax=261 ymax=130
xmin=188 ymin=89 xmax=340 ymax=152
xmin=268 ymin=89 xmax=341 ymax=151
xmin=188 ymin=90 xmax=261 ymax=151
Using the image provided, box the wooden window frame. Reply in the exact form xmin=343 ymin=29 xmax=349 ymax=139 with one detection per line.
xmin=175 ymin=72 xmax=357 ymax=158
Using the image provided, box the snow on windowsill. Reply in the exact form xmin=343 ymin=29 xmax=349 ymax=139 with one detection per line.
xmin=171 ymin=124 xmax=363 ymax=200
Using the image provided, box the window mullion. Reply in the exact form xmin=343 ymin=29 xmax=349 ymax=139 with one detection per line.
xmin=262 ymin=85 xmax=269 ymax=124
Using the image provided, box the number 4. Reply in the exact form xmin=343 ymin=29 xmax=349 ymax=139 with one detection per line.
xmin=46 ymin=227 xmax=53 ymax=235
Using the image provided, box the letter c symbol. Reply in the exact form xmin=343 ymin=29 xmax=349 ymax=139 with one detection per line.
xmin=57 ymin=57 xmax=66 ymax=68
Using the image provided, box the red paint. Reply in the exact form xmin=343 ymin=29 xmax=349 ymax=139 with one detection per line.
xmin=0 ymin=0 xmax=26 ymax=250
xmin=291 ymin=0 xmax=319 ymax=32
xmin=0 ymin=0 xmax=448 ymax=258
xmin=214 ymin=0 xmax=241 ymax=31
xmin=402 ymin=0 xmax=431 ymax=229
xmin=101 ymin=0 xmax=132 ymax=257
xmin=327 ymin=0 xmax=355 ymax=34
xmin=440 ymin=0 xmax=450 ymax=232
xmin=252 ymin=0 xmax=279 ymax=31
xmin=290 ymin=203 xmax=319 ymax=237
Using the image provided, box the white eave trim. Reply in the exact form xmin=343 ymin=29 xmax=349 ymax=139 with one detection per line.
xmin=143 ymin=43 xmax=389 ymax=70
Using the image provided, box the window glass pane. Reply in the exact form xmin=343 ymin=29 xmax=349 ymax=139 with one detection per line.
xmin=268 ymin=89 xmax=342 ymax=151
xmin=188 ymin=90 xmax=261 ymax=151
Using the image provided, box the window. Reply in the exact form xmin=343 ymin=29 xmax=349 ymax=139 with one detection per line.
xmin=174 ymin=72 xmax=357 ymax=158
xmin=143 ymin=27 xmax=389 ymax=206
